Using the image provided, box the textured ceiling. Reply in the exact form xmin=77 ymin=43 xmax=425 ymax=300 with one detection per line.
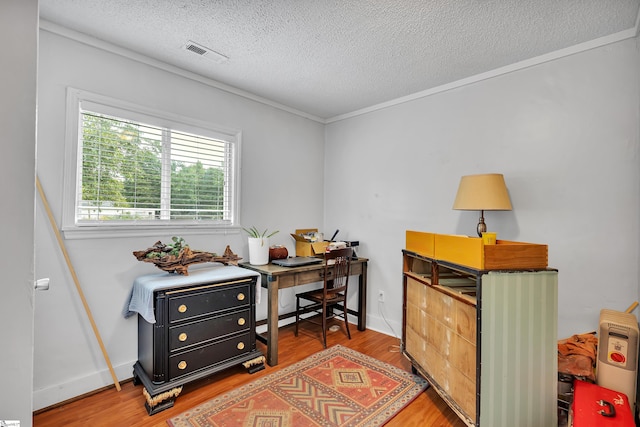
xmin=39 ymin=0 xmax=639 ymax=121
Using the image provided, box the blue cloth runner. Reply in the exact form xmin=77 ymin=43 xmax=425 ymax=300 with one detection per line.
xmin=122 ymin=264 xmax=261 ymax=323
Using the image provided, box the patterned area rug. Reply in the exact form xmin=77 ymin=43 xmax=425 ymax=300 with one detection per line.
xmin=167 ymin=344 xmax=428 ymax=427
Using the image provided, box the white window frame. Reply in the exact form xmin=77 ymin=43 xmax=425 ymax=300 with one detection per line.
xmin=62 ymin=88 xmax=242 ymax=239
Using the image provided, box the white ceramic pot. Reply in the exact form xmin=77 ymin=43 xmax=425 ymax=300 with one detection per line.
xmin=248 ymin=237 xmax=269 ymax=265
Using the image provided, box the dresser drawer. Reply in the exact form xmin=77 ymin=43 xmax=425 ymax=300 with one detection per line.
xmin=167 ymin=281 xmax=251 ymax=323
xmin=169 ymin=309 xmax=251 ymax=351
xmin=168 ymin=332 xmax=252 ymax=380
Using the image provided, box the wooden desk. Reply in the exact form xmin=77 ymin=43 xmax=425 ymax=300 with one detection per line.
xmin=240 ymin=257 xmax=368 ymax=366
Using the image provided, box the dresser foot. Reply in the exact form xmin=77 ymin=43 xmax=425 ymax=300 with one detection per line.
xmin=243 ymin=355 xmax=266 ymax=374
xmin=145 ymin=399 xmax=175 ymax=415
xmin=248 ymin=363 xmax=265 ymax=374
xmin=142 ymin=386 xmax=182 ymax=415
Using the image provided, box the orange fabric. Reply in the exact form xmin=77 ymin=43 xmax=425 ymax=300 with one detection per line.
xmin=558 ymin=333 xmax=598 ymax=362
xmin=557 ymin=333 xmax=598 ymax=382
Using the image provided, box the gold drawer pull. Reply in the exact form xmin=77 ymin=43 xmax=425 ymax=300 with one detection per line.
xmin=178 ymin=332 xmax=188 ymax=342
xmin=238 ymin=318 xmax=246 ymax=326
xmin=237 ymin=342 xmax=245 ymax=350
xmin=237 ymin=293 xmax=245 ymax=301
xmin=178 ymin=361 xmax=187 ymax=370
xmin=178 ymin=304 xmax=187 ymax=313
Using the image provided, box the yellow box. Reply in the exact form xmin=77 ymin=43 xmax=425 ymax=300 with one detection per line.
xmin=406 ymin=230 xmax=435 ymax=257
xmin=433 ymin=233 xmax=548 ymax=270
xmin=434 ymin=234 xmax=482 ymax=268
xmin=291 ymin=228 xmax=329 ymax=257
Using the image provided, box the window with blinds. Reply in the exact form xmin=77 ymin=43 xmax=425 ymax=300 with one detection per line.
xmin=65 ymin=89 xmax=239 ymax=232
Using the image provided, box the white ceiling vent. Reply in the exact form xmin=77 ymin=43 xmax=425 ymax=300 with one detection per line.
xmin=183 ymin=40 xmax=228 ymax=64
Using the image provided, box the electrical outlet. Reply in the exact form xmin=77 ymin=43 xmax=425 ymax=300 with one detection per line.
xmin=378 ymin=290 xmax=384 ymax=302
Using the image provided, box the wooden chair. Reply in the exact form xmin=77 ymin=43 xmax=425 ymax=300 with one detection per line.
xmin=295 ymin=247 xmax=353 ymax=348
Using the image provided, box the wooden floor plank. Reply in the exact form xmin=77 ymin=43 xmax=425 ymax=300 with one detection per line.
xmin=33 ymin=323 xmax=466 ymax=427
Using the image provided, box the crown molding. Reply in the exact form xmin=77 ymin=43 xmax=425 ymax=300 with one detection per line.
xmin=326 ymin=25 xmax=640 ymax=124
xmin=38 ymin=20 xmax=325 ymax=124
xmin=39 ymin=13 xmax=640 ymax=127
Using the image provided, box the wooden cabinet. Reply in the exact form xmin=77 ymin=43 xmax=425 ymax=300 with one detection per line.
xmin=130 ymin=267 xmax=265 ymax=415
xmin=402 ymin=249 xmax=558 ymax=427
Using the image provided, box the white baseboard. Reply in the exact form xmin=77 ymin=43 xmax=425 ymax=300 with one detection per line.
xmin=34 ymin=310 xmax=401 ymax=411
xmin=365 ymin=311 xmax=402 ymax=341
xmin=255 ymin=310 xmax=401 ymax=341
xmin=33 ymin=361 xmax=135 ymax=411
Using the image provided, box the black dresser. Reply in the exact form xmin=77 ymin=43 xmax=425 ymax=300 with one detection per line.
xmin=126 ymin=266 xmax=265 ymax=415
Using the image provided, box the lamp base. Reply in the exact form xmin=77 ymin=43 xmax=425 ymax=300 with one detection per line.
xmin=477 ymin=211 xmax=486 ymax=237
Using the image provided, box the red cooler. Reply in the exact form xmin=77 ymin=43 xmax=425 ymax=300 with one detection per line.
xmin=570 ymin=379 xmax=634 ymax=426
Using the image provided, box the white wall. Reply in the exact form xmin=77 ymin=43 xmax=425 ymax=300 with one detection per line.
xmin=325 ymin=37 xmax=640 ymax=340
xmin=34 ymin=28 xmax=325 ymax=409
xmin=0 ymin=1 xmax=37 ymax=425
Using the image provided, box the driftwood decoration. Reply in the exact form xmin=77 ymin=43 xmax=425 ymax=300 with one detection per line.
xmin=133 ymin=239 xmax=242 ymax=275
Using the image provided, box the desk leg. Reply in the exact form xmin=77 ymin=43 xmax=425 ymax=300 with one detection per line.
xmin=358 ymin=262 xmax=367 ymax=331
xmin=266 ymin=278 xmax=279 ymax=366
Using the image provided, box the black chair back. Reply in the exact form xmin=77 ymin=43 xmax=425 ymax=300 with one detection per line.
xmin=323 ymin=247 xmax=352 ymax=297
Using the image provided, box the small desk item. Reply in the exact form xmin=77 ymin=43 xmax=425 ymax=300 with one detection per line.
xmin=240 ymin=257 xmax=368 ymax=366
xmin=271 ymin=256 xmax=323 ymax=267
xmin=124 ymin=265 xmax=265 ymax=415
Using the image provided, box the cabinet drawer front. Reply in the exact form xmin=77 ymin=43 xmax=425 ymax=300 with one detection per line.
xmin=407 ymin=277 xmax=427 ymax=311
xmin=424 ymin=343 xmax=476 ymax=419
xmin=169 ymin=309 xmax=251 ymax=351
xmin=422 ymin=285 xmax=476 ymax=345
xmin=169 ymin=332 xmax=252 ymax=380
xmin=168 ymin=282 xmax=251 ymax=322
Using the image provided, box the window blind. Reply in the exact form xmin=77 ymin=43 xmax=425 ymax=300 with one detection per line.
xmin=78 ymin=111 xmax=233 ymax=224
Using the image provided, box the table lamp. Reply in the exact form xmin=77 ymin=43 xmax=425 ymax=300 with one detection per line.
xmin=452 ymin=173 xmax=512 ymax=237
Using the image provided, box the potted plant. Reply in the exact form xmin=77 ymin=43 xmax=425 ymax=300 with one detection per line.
xmin=243 ymin=226 xmax=279 ymax=265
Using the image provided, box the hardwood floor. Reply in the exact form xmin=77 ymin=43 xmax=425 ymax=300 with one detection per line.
xmin=33 ymin=323 xmax=466 ymax=427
